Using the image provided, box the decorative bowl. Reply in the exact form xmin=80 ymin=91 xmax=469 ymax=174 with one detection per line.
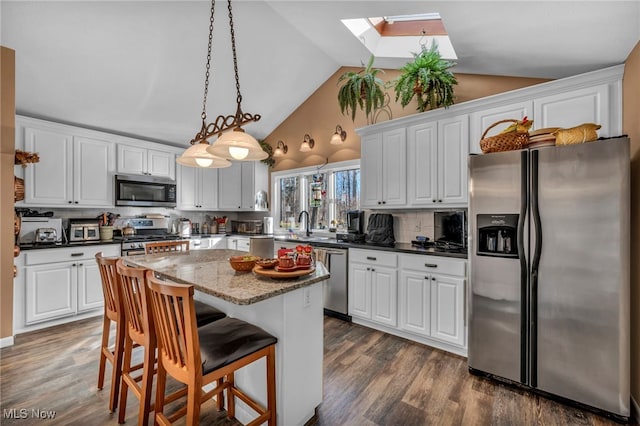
xmin=229 ymin=255 xmax=260 ymax=272
xmin=255 ymin=258 xmax=278 ymax=269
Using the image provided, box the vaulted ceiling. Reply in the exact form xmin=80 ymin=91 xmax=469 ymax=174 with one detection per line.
xmin=2 ymin=1 xmax=639 ymax=146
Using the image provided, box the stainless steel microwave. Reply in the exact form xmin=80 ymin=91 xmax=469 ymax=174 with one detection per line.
xmin=115 ymin=174 xmax=177 ymax=207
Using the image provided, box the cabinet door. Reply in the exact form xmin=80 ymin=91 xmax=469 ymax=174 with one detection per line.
xmin=430 ymin=275 xmax=465 ymax=346
xmin=147 ymin=149 xmax=175 ymax=180
xmin=199 ymin=167 xmax=219 ymax=210
xmin=25 ymin=263 xmax=77 ymax=324
xmin=533 ymin=84 xmax=610 ymax=136
xmin=380 ymin=129 xmax=407 ymax=207
xmin=469 ymin=101 xmax=533 ymax=155
xmin=23 ymin=126 xmax=73 ymax=205
xmin=236 ymin=238 xmax=251 ymax=252
xmin=371 ymin=265 xmax=397 ymax=326
xmin=240 ymin=162 xmax=255 ymax=210
xmin=399 ymin=271 xmax=431 ymax=337
xmin=360 ymin=133 xmax=383 ymax=208
xmin=117 ymin=144 xmax=147 ymax=175
xmin=438 ymin=115 xmax=469 ymax=206
xmin=218 ymin=162 xmax=243 ymax=210
xmin=74 ymin=136 xmax=115 ymax=206
xmin=77 ymin=262 xmax=104 ymax=312
xmin=177 ymin=164 xmax=198 ymax=210
xmin=348 ymin=263 xmax=371 ymax=319
xmin=407 ymin=122 xmax=438 ymax=206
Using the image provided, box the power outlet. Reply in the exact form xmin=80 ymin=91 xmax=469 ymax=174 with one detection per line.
xmin=303 ymin=287 xmax=311 ymax=307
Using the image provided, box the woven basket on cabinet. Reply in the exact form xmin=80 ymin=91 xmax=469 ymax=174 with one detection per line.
xmin=479 ymin=119 xmax=530 ymax=154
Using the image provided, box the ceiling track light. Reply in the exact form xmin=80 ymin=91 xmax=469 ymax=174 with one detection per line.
xmin=300 ymin=134 xmax=315 ymax=152
xmin=330 ymin=124 xmax=347 ymax=145
xmin=273 ymin=140 xmax=288 ymax=157
xmin=179 ymin=0 xmax=266 ymax=167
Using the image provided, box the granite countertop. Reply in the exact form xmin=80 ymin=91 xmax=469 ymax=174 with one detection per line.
xmin=18 ymin=239 xmax=122 ymax=250
xmin=273 ymin=236 xmax=468 ymax=259
xmin=125 ymin=249 xmax=330 ymax=306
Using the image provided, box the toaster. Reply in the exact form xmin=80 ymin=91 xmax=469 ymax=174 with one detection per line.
xmin=35 ymin=227 xmax=58 ymax=244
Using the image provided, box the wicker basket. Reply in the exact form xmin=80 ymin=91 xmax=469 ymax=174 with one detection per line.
xmin=479 ymin=119 xmax=530 ymax=154
xmin=14 ymin=176 xmax=25 ymax=202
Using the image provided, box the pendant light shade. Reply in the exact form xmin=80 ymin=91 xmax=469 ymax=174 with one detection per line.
xmin=207 ymin=128 xmax=268 ymax=161
xmin=177 ymin=141 xmax=231 ymax=168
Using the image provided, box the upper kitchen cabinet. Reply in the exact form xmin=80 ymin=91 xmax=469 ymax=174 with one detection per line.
xmin=16 ymin=116 xmax=115 ymax=207
xmin=177 ymin=164 xmax=218 ymax=210
xmin=116 ymin=143 xmax=176 ymax=180
xmin=360 ymin=128 xmax=406 ymax=209
xmin=218 ymin=161 xmax=269 ymax=211
xmin=407 ymin=114 xmax=469 ymax=208
xmin=469 ymin=101 xmax=532 ymax=155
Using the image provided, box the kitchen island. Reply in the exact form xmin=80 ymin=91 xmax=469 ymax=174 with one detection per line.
xmin=126 ymin=249 xmax=329 ymax=426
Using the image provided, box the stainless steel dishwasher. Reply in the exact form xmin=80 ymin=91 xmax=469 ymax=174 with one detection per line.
xmin=316 ymin=248 xmax=350 ymax=321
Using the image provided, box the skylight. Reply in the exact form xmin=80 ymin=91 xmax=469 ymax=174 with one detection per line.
xmin=342 ymin=13 xmax=457 ymax=61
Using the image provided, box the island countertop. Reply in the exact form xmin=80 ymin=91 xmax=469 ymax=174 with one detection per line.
xmin=125 ymin=248 xmax=330 ymax=305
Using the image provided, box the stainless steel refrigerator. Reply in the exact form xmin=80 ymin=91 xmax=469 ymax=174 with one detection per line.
xmin=468 ymin=137 xmax=630 ymax=419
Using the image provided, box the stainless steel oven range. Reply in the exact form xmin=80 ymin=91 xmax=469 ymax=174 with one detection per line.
xmin=119 ymin=218 xmax=182 ymax=256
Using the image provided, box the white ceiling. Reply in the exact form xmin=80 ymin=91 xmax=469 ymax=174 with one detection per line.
xmin=2 ymin=1 xmax=639 ymax=147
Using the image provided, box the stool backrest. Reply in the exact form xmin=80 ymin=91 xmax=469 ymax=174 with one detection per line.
xmin=95 ymin=253 xmax=121 ymax=320
xmin=145 ymin=240 xmax=190 ymax=255
xmin=116 ymin=259 xmax=155 ymax=345
xmin=146 ymin=271 xmax=200 ymax=383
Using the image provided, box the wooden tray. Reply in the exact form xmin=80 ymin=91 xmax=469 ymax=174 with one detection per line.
xmin=253 ymin=265 xmax=315 ymax=279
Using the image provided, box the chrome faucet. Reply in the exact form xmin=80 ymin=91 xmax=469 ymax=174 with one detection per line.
xmin=298 ymin=210 xmax=312 ymax=237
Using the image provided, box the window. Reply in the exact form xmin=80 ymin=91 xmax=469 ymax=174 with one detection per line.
xmin=272 ymin=160 xmax=360 ymax=233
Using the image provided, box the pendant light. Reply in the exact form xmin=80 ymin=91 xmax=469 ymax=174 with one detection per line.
xmin=205 ymin=0 xmax=267 ymax=161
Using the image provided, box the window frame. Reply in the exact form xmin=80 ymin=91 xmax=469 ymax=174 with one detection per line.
xmin=271 ymin=159 xmax=360 ymax=234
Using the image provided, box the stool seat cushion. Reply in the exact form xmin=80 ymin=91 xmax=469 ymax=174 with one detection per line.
xmin=194 ymin=300 xmax=226 ymax=327
xmin=198 ymin=317 xmax=277 ymax=375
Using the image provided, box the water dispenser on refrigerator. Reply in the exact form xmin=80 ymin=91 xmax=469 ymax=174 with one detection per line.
xmin=476 ymin=214 xmax=518 ymax=257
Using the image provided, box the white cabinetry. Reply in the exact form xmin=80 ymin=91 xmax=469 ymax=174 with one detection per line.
xmin=117 ymin=144 xmax=175 ymax=180
xmin=227 ymin=236 xmax=250 ymax=252
xmin=398 ymin=254 xmax=466 ymax=347
xmin=177 ymin=164 xmax=218 ymax=210
xmin=407 ymin=114 xmax=469 ymax=207
xmin=218 ymin=162 xmax=269 ymax=211
xmin=17 ymin=244 xmax=120 ymax=330
xmin=17 ymin=117 xmax=115 ymax=207
xmin=348 ymin=249 xmax=397 ymax=327
xmin=360 ymin=129 xmax=406 ymax=209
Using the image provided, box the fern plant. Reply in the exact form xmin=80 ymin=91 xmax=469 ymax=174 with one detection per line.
xmin=393 ymin=42 xmax=458 ymax=112
xmin=337 ymin=55 xmax=387 ymax=124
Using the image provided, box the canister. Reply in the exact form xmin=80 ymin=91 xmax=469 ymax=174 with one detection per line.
xmin=263 ymin=217 xmax=274 ymax=235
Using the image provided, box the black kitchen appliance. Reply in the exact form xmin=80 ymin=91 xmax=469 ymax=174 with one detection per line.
xmin=365 ymin=213 xmax=395 ymax=246
xmin=336 ymin=210 xmax=366 ymax=242
xmin=434 ymin=210 xmax=467 ymax=248
xmin=115 ymin=174 xmax=177 ymax=208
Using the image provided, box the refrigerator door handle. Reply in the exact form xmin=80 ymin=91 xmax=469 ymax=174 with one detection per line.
xmin=518 ymin=150 xmax=529 ymax=384
xmin=530 ymin=149 xmax=542 ymax=387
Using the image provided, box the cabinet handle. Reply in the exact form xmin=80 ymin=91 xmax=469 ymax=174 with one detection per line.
xmin=366 ymin=256 xmax=377 ymax=261
xmin=425 ymin=276 xmax=428 ymax=280
xmin=432 ymin=199 xmax=436 ymax=203
xmin=425 ymin=263 xmax=438 ymax=268
xmin=74 ymin=201 xmax=79 ymax=204
xmin=68 ymin=200 xmax=72 ymax=204
xmin=78 ymin=263 xmax=83 ymax=266
xmin=371 ymin=268 xmax=375 ymax=272
xmin=438 ymin=199 xmax=442 ymax=203
xmin=377 ymin=201 xmax=381 ymax=205
xmin=382 ymin=201 xmax=386 ymax=204
xmin=71 ymin=253 xmax=84 ymax=257
xmin=431 ymin=277 xmax=436 ymax=281
xmin=366 ymin=267 xmax=370 ymax=271
xmin=72 ymin=263 xmax=76 ymax=267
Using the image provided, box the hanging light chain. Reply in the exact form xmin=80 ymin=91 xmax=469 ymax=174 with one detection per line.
xmin=201 ymin=0 xmax=216 ymax=121
xmin=227 ymin=0 xmax=242 ymax=108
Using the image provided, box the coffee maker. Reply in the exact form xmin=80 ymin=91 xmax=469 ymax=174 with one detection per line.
xmin=337 ymin=210 xmax=366 ymax=242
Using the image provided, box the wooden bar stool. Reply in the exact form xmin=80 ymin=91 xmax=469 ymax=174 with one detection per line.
xmin=146 ymin=271 xmax=277 ymax=426
xmin=145 ymin=240 xmax=190 ymax=254
xmin=95 ymin=252 xmax=125 ymax=412
xmin=116 ymin=259 xmax=158 ymax=425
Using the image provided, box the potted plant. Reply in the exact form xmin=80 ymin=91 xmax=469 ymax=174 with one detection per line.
xmin=337 ymin=55 xmax=388 ymax=124
xmin=393 ymin=42 xmax=458 ymax=113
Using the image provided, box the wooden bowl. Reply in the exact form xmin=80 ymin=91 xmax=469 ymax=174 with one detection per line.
xmin=255 ymin=258 xmax=278 ymax=269
xmin=229 ymin=256 xmax=259 ymax=272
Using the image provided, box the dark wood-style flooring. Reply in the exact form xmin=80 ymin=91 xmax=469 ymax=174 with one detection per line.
xmin=0 ymin=315 xmax=634 ymax=425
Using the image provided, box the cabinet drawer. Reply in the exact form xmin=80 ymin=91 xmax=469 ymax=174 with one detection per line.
xmin=400 ymin=254 xmax=466 ymax=277
xmin=25 ymin=245 xmax=120 ymax=266
xmin=350 ymin=249 xmax=397 ymax=268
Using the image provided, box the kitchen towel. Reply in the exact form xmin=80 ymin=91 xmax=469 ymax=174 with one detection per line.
xmin=315 ymin=248 xmax=328 ymax=269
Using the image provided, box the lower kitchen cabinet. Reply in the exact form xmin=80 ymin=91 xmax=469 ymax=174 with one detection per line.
xmin=349 ymin=248 xmax=467 ymax=356
xmin=16 ymin=244 xmax=120 ymax=331
xmin=227 ymin=236 xmax=250 ymax=252
xmin=348 ymin=249 xmax=398 ymax=327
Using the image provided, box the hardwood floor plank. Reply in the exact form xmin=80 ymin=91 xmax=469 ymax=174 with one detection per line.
xmin=0 ymin=316 xmax=633 ymax=426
